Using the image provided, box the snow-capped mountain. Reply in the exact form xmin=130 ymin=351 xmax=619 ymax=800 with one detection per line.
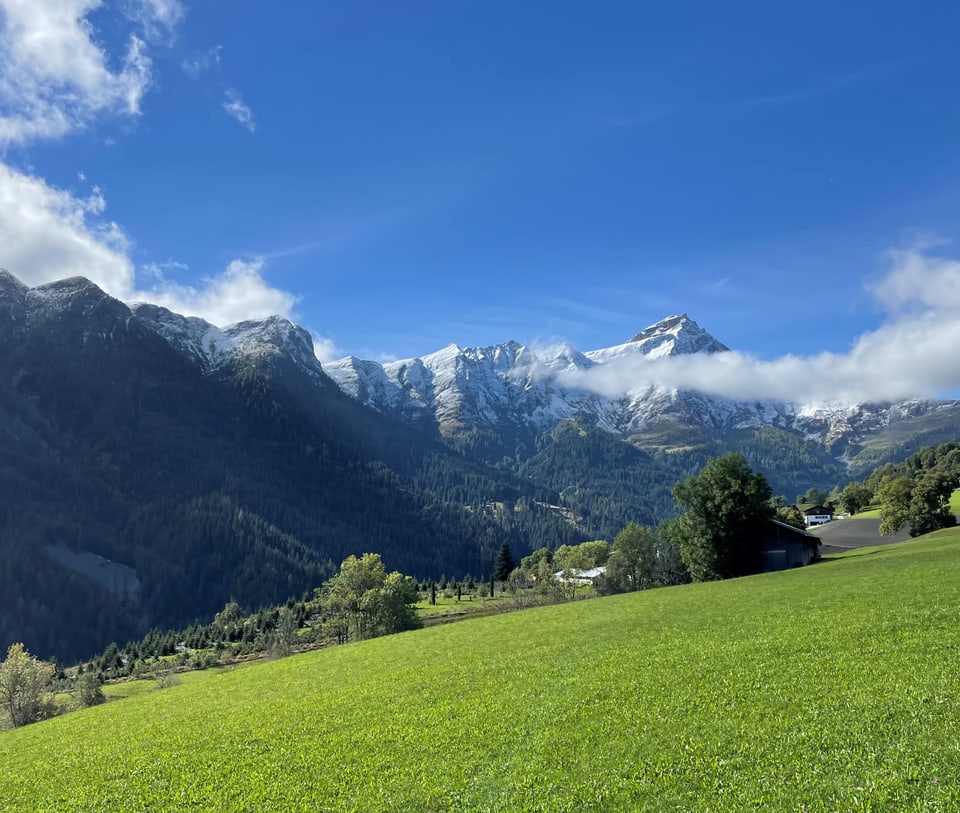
xmin=131 ymin=302 xmax=324 ymax=383
xmin=325 ymin=313 xmax=960 ymax=461
xmin=325 ymin=314 xmax=769 ymax=436
xmin=0 ymin=270 xmax=325 ymax=385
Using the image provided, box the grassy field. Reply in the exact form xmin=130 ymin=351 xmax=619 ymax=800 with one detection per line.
xmin=951 ymin=489 xmax=960 ymax=515
xmin=4 ymin=532 xmax=960 ymax=811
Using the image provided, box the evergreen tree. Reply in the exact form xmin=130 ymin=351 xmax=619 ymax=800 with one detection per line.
xmin=492 ymin=543 xmax=516 ymax=582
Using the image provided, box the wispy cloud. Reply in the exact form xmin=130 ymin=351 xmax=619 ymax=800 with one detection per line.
xmin=142 ymin=259 xmax=190 ymax=280
xmin=555 ymin=244 xmax=960 ymax=404
xmin=740 ymin=61 xmax=904 ymax=109
xmin=222 ymin=88 xmax=255 ymax=132
xmin=181 ymin=45 xmax=222 ymax=79
xmin=124 ymin=0 xmax=185 ymax=46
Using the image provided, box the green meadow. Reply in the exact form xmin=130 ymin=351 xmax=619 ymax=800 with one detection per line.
xmin=4 ymin=531 xmax=960 ymax=812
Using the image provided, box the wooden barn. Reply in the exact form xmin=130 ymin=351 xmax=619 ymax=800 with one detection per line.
xmin=761 ymin=519 xmax=822 ymax=571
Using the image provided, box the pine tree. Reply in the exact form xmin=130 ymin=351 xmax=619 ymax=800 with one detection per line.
xmin=492 ymin=543 xmax=516 ymax=582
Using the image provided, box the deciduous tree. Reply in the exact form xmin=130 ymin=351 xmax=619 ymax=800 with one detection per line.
xmin=878 ymin=477 xmax=914 ymax=536
xmin=840 ymin=482 xmax=873 ymax=516
xmin=672 ymin=453 xmax=774 ymax=581
xmin=0 ymin=643 xmax=56 ymax=728
xmin=908 ymin=471 xmax=957 ymax=537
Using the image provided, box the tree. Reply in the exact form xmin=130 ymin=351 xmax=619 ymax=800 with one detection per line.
xmin=270 ymin=608 xmax=299 ymax=657
xmin=323 ymin=553 xmax=388 ymax=642
xmin=652 ymin=534 xmax=690 ymax=586
xmin=322 ymin=554 xmax=421 ymax=642
xmin=492 ymin=543 xmax=516 ymax=583
xmin=578 ymin=540 xmax=611 ymax=567
xmin=776 ymin=504 xmax=806 ymax=530
xmin=610 ymin=524 xmax=657 ymax=592
xmin=358 ymin=572 xmax=422 ymax=637
xmin=73 ymin=671 xmax=105 ymax=708
xmin=0 ymin=643 xmax=56 ymax=728
xmin=672 ymin=453 xmax=774 ymax=581
xmin=877 ymin=477 xmax=913 ymax=536
xmin=797 ymin=487 xmax=830 ymax=506
xmin=908 ymin=471 xmax=957 ymax=537
xmin=840 ymin=482 xmax=873 ymax=516
xmin=520 ymin=547 xmax=552 ymax=575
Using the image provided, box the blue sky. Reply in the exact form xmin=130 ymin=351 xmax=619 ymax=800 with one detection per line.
xmin=2 ymin=1 xmax=960 ymax=400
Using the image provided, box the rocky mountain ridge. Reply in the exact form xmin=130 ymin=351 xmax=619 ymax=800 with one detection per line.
xmin=325 ymin=313 xmax=960 ymax=464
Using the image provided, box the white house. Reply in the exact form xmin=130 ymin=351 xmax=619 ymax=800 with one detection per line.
xmin=554 ymin=566 xmax=607 ymax=585
xmin=801 ymin=504 xmax=834 ymax=527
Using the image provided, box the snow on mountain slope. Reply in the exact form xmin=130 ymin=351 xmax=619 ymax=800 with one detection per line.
xmin=0 ymin=272 xmax=325 ymax=384
xmin=325 ymin=314 xmax=758 ymax=436
xmin=131 ymin=303 xmax=325 ymax=382
xmin=324 ymin=313 xmax=958 ymax=452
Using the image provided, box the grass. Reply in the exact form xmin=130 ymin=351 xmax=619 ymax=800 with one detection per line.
xmin=951 ymin=489 xmax=960 ymax=515
xmin=4 ymin=531 xmax=960 ymax=811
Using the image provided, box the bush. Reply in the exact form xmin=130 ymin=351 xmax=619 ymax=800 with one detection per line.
xmin=74 ymin=671 xmax=105 ymax=708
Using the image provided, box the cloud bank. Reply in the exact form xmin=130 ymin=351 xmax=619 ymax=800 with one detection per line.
xmin=557 ymin=247 xmax=960 ymax=404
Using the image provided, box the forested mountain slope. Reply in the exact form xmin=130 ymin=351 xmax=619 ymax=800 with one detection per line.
xmin=0 ymin=272 xmax=580 ymax=662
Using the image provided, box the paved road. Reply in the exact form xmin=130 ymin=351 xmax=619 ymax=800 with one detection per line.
xmin=809 ymin=518 xmax=912 ymax=554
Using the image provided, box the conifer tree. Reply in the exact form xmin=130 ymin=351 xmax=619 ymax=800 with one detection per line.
xmin=493 ymin=543 xmax=516 ymax=582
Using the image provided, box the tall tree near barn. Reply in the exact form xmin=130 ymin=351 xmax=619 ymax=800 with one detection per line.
xmin=672 ymin=453 xmax=774 ymax=581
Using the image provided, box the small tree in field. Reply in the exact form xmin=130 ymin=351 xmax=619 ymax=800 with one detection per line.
xmin=74 ymin=671 xmax=106 ymax=708
xmin=0 ymin=643 xmax=56 ymax=728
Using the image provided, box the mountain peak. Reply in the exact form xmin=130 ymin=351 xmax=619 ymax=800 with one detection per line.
xmin=627 ymin=314 xmax=728 ymax=358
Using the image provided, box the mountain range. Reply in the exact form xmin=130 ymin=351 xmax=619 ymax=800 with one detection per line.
xmin=2 ymin=269 xmax=958 ymax=661
xmin=325 ymin=313 xmax=960 ymax=472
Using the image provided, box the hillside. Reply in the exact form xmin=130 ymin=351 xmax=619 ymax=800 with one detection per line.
xmin=3 ymin=267 xmax=957 ymax=663
xmin=3 ymin=531 xmax=959 ymax=811
xmin=0 ymin=271 xmax=582 ymax=662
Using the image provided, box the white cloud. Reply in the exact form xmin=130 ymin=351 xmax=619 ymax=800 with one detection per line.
xmin=0 ymin=164 xmax=301 ymax=328
xmin=0 ymin=162 xmax=135 ymax=295
xmin=140 ymin=258 xmax=297 ymax=327
xmin=182 ymin=45 xmax=222 ymax=78
xmin=125 ymin=0 xmax=185 ymax=45
xmin=222 ymin=88 xmax=255 ymax=132
xmin=557 ymin=245 xmax=960 ymax=404
xmin=0 ymin=0 xmax=158 ymax=145
xmin=311 ymin=334 xmax=341 ymax=365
